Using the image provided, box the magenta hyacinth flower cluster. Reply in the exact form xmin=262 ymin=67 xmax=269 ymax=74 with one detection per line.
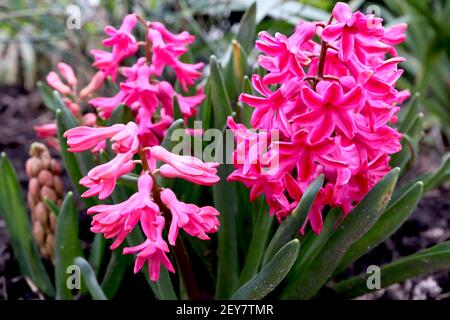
xmin=89 ymin=14 xmax=205 ymax=143
xmin=62 ymin=15 xmax=220 ymax=282
xmin=228 ymin=2 xmax=409 ymax=234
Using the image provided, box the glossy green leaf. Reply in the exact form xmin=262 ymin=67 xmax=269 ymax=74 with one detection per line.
xmin=263 ymin=175 xmax=324 ymax=265
xmin=53 ymin=91 xmax=77 ymax=128
xmin=74 ymin=257 xmax=107 ymax=300
xmin=235 ymin=2 xmax=257 ymax=55
xmin=56 ymin=110 xmax=97 ymax=208
xmin=231 ymin=239 xmax=300 ymax=300
xmin=0 ymin=154 xmax=55 ymax=297
xmin=55 ymin=192 xmax=83 ymax=300
xmin=53 ymin=91 xmax=95 ymax=175
xmin=238 ymin=205 xmax=273 ymax=287
xmin=159 ymin=118 xmax=186 ymax=156
xmin=209 ymin=55 xmax=233 ymax=130
xmin=224 ymin=40 xmax=248 ymax=102
xmin=43 ymin=197 xmax=59 ymax=216
xmin=37 ymin=81 xmax=58 ymax=113
xmin=107 ymin=104 xmax=126 ymax=126
xmin=281 ymin=168 xmax=400 ymax=299
xmin=215 ymin=162 xmax=239 ymax=299
xmin=423 ymin=153 xmax=450 ymax=192
xmin=390 ymin=113 xmax=423 ymax=172
xmin=100 ymin=246 xmax=131 ymax=299
xmin=89 ymin=234 xmax=107 ymax=277
xmin=285 ymin=208 xmax=342 ymax=284
xmin=398 ymin=92 xmax=420 ymax=132
xmin=239 ymin=75 xmax=254 ymax=127
xmin=201 ymin=81 xmax=213 ymax=130
xmin=334 ymin=240 xmax=450 ymax=299
xmin=334 ymin=181 xmax=424 ymax=276
xmin=117 ymin=173 xmax=139 ymax=190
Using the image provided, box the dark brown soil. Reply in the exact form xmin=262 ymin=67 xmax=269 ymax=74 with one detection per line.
xmin=0 ymin=85 xmax=449 ymax=300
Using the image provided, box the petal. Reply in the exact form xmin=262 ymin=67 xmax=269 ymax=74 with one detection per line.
xmin=309 ymin=111 xmax=334 ymax=142
xmin=301 ymin=86 xmax=324 ymax=110
xmin=333 ymin=2 xmax=353 ymax=22
xmin=334 ymin=110 xmax=357 ymax=139
xmin=291 ymin=110 xmax=323 ymax=126
xmin=338 ymin=85 xmax=365 ymax=110
xmin=321 ymin=23 xmax=345 ymax=42
xmin=339 ymin=30 xmax=354 ymax=62
xmin=323 ymin=82 xmax=343 ymax=103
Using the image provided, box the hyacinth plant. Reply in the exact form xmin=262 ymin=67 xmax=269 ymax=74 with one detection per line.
xmin=1 ymin=2 xmax=450 ymax=300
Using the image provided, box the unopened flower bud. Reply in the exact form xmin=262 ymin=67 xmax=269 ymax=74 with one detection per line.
xmin=25 ymin=158 xmax=42 ymax=177
xmin=40 ymin=186 xmax=57 ymax=202
xmin=38 ymin=170 xmax=53 ymax=188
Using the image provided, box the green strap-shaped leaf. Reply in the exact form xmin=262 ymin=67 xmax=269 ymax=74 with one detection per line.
xmin=281 ymin=168 xmax=400 ymax=299
xmin=209 ymin=55 xmax=233 ymax=130
xmin=334 ymin=240 xmax=450 ymax=299
xmin=43 ymin=197 xmax=60 ymax=216
xmin=117 ymin=173 xmax=139 ymax=190
xmin=107 ymin=104 xmax=125 ymax=126
xmin=285 ymin=208 xmax=342 ymax=284
xmin=239 ymin=75 xmax=254 ymax=127
xmin=56 ymin=110 xmax=85 ymax=196
xmin=37 ymin=81 xmax=59 ymax=113
xmin=100 ymin=246 xmax=131 ymax=299
xmin=0 ymin=154 xmax=55 ymax=297
xmin=263 ymin=175 xmax=324 ymax=265
xmin=56 ymin=110 xmax=97 ymax=208
xmin=238 ymin=205 xmax=273 ymax=287
xmin=224 ymin=40 xmax=249 ymax=102
xmin=55 ymin=192 xmax=83 ymax=300
xmin=54 ymin=91 xmax=95 ymax=175
xmin=423 ymin=153 xmax=450 ymax=192
xmin=56 ymin=109 xmax=82 ymax=193
xmin=200 ymin=81 xmax=213 ymax=130
xmin=89 ymin=234 xmax=107 ymax=277
xmin=214 ymin=163 xmax=239 ymax=299
xmin=231 ymin=239 xmax=300 ymax=300
xmin=334 ymin=181 xmax=424 ymax=276
xmin=397 ymin=92 xmax=420 ymax=133
xmin=390 ymin=113 xmax=423 ymax=172
xmin=235 ymin=2 xmax=257 ymax=55
xmin=54 ymin=91 xmax=78 ymax=128
xmin=159 ymin=119 xmax=186 ymax=158
xmin=74 ymin=257 xmax=107 ymax=300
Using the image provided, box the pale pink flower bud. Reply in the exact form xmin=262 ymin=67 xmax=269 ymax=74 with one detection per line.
xmin=46 ymin=71 xmax=72 ymax=95
xmin=57 ymin=62 xmax=77 ymax=87
xmin=80 ymin=71 xmax=105 ymax=99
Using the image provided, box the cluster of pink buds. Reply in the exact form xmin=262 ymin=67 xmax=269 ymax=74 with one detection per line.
xmin=35 ymin=63 xmax=105 ymax=149
xmin=60 ymin=15 xmax=220 ymax=281
xmin=228 ymin=2 xmax=409 ymax=234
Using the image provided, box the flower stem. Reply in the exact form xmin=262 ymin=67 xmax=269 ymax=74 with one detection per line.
xmin=136 ymin=14 xmax=152 ymax=65
xmin=314 ymin=16 xmax=334 ymax=88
